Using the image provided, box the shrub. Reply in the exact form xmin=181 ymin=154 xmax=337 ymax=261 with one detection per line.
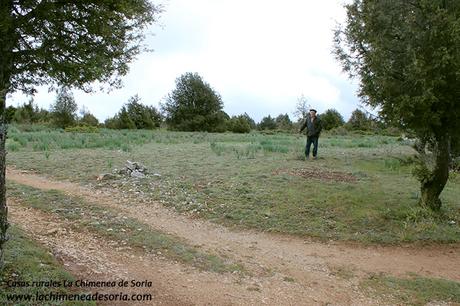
xmin=79 ymin=112 xmax=99 ymax=127
xmin=321 ymin=109 xmax=345 ymax=130
xmin=275 ymin=114 xmax=293 ymax=131
xmin=258 ymin=115 xmax=277 ymax=130
xmin=346 ymin=109 xmax=372 ymax=131
xmin=104 ymin=96 xmax=161 ymax=130
xmin=228 ymin=115 xmax=251 ymax=133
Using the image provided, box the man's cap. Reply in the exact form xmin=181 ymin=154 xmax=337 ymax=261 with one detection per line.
xmin=309 ymin=109 xmax=317 ymax=113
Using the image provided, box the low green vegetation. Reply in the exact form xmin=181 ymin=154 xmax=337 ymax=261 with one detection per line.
xmin=7 ymin=182 xmax=243 ymax=274
xmin=362 ymin=273 xmax=460 ymax=305
xmin=0 ymin=226 xmax=94 ymax=306
xmin=6 ymin=126 xmax=460 ymax=244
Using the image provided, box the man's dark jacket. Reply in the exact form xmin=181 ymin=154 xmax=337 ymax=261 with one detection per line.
xmin=300 ymin=116 xmax=322 ymax=137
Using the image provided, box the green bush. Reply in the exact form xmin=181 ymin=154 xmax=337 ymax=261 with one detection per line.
xmin=258 ymin=115 xmax=277 ymax=130
xmin=228 ymin=115 xmax=251 ymax=133
xmin=79 ymin=112 xmax=99 ymax=126
xmin=321 ymin=109 xmax=345 ymax=130
xmin=347 ymin=109 xmax=373 ymax=131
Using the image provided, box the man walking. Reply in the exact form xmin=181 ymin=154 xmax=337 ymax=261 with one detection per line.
xmin=299 ymin=109 xmax=322 ymax=159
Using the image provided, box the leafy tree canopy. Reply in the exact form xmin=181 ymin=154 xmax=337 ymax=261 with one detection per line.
xmin=275 ymin=113 xmax=293 ymax=131
xmin=125 ymin=95 xmax=161 ymax=129
xmin=50 ymin=87 xmax=77 ymax=128
xmin=228 ymin=115 xmax=252 ymax=133
xmin=334 ymin=0 xmax=460 ymax=210
xmin=1 ymin=0 xmax=161 ymax=96
xmin=258 ymin=115 xmax=277 ymax=131
xmin=104 ymin=95 xmax=161 ymax=130
xmin=347 ymin=109 xmax=371 ymax=131
xmin=321 ymin=109 xmax=345 ymax=131
xmin=334 ymin=0 xmax=460 ymax=137
xmin=161 ymin=72 xmax=225 ymax=132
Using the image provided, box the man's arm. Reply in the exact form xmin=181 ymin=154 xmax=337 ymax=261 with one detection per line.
xmin=316 ymin=118 xmax=323 ymax=135
xmin=299 ymin=120 xmax=307 ymax=133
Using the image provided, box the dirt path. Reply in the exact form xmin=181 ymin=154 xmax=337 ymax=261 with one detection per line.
xmin=7 ymin=168 xmax=460 ymax=305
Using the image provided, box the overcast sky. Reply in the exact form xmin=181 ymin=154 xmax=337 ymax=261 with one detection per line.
xmin=8 ymin=0 xmax=361 ymax=123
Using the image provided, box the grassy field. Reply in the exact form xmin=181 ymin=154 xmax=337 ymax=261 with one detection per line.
xmin=6 ymin=124 xmax=460 ymax=244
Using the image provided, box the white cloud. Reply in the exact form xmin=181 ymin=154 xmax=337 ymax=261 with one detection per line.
xmin=8 ymin=0 xmax=359 ymax=122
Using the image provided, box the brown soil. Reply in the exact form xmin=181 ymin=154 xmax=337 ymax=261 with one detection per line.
xmin=6 ymin=168 xmax=460 ymax=305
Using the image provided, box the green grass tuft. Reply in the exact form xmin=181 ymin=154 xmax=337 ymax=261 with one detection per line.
xmin=362 ymin=273 xmax=460 ymax=305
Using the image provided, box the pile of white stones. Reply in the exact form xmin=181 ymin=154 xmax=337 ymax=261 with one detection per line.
xmin=98 ymin=160 xmax=156 ymax=181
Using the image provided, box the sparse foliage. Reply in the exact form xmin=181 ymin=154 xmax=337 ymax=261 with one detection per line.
xmin=293 ymin=95 xmax=310 ymax=121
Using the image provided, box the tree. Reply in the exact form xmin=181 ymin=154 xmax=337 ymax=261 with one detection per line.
xmin=321 ymin=109 xmax=345 ymax=130
xmin=334 ymin=0 xmax=460 ymax=210
xmin=125 ymin=95 xmax=161 ymax=129
xmin=50 ymin=87 xmax=77 ymax=128
xmin=105 ymin=96 xmax=162 ymax=129
xmin=293 ymin=95 xmax=310 ymax=121
xmin=0 ymin=1 xmax=162 ymax=267
xmin=79 ymin=105 xmax=99 ymax=126
xmin=80 ymin=112 xmax=99 ymax=127
xmin=346 ymin=109 xmax=371 ymax=131
xmin=228 ymin=115 xmax=251 ymax=133
xmin=275 ymin=113 xmax=293 ymax=131
xmin=241 ymin=113 xmax=257 ymax=130
xmin=258 ymin=115 xmax=277 ymax=130
xmin=13 ymin=99 xmax=51 ymax=124
xmin=79 ymin=107 xmax=99 ymax=127
xmin=214 ymin=111 xmax=231 ymax=133
xmin=104 ymin=116 xmax=120 ymax=130
xmin=161 ymin=72 xmax=225 ymax=132
xmin=12 ymin=99 xmax=37 ymax=123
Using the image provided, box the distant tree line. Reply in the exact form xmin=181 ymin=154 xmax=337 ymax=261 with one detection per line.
xmin=7 ymin=72 xmax=391 ymax=135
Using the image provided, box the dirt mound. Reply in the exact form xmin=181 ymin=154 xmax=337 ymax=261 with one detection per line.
xmin=274 ymin=167 xmax=357 ymax=183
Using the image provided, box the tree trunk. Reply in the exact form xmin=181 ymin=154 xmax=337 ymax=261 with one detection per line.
xmin=0 ymin=1 xmax=12 ymax=269
xmin=0 ymin=89 xmax=8 ymax=269
xmin=419 ymin=135 xmax=450 ymax=211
